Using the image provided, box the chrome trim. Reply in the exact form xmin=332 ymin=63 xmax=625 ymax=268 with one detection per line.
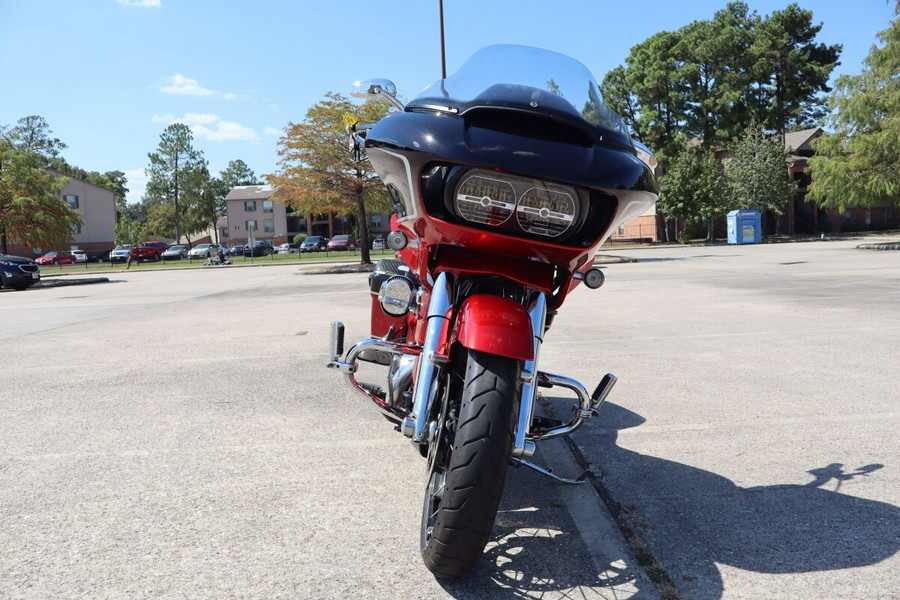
xmin=388 ymin=354 xmax=416 ymax=408
xmin=411 ymin=103 xmax=459 ymax=114
xmin=351 ymin=79 xmax=405 ymax=111
xmin=327 ymin=337 xmax=413 ymax=420
xmin=529 ymin=371 xmax=595 ymax=441
xmin=511 ymin=293 xmax=547 ymax=458
xmin=511 ymin=457 xmax=590 ymax=485
xmin=408 ymin=272 xmax=452 ymax=442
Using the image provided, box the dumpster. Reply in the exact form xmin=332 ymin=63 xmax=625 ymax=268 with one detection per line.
xmin=727 ymin=210 xmax=762 ymax=244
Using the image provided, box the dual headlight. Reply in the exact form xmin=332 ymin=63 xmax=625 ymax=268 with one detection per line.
xmin=453 ymin=169 xmax=579 ymax=238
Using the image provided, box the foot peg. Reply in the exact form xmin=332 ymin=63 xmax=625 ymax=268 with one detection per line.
xmin=330 ymin=321 xmax=345 ymax=361
xmin=591 ymin=373 xmax=617 ymax=411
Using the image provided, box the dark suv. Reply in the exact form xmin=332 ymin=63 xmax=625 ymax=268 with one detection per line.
xmin=243 ymin=242 xmax=274 ymax=257
xmin=0 ymin=254 xmax=41 ymax=291
xmin=300 ymin=236 xmax=328 ymax=252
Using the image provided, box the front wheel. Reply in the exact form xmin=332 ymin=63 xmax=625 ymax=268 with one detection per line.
xmin=421 ymin=349 xmax=519 ymax=579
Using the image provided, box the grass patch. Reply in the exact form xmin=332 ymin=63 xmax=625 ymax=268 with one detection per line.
xmin=38 ymin=249 xmax=396 ymax=276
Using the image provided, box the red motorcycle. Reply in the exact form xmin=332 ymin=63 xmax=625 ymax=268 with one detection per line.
xmin=328 ymin=45 xmax=658 ymax=578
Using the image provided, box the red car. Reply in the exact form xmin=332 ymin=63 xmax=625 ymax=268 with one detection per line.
xmin=326 ymin=235 xmax=358 ymax=251
xmin=35 ymin=251 xmax=76 ymax=265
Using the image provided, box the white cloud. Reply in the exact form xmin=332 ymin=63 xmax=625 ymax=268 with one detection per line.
xmin=193 ymin=120 xmax=257 ymax=142
xmin=150 ymin=113 xmax=258 ymax=142
xmin=117 ymin=0 xmax=161 ymax=6
xmin=160 ymin=74 xmax=216 ymax=96
xmin=264 ymin=126 xmax=282 ymax=136
xmin=124 ymin=168 xmax=149 ymax=204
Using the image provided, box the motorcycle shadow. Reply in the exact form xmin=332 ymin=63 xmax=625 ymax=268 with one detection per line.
xmin=570 ymin=402 xmax=900 ymax=599
xmin=438 ymin=461 xmax=653 ymax=599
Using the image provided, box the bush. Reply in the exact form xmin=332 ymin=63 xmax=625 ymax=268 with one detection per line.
xmin=293 ymin=233 xmax=308 ymax=244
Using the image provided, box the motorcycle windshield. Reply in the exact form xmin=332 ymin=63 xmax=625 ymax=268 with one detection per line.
xmin=408 ymin=45 xmax=631 ymax=147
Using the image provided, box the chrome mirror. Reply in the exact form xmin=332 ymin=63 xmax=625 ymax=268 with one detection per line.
xmin=351 ymin=79 xmax=404 ymax=110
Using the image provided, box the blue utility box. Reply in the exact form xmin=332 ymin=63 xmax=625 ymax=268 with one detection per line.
xmin=727 ymin=210 xmax=762 ymax=244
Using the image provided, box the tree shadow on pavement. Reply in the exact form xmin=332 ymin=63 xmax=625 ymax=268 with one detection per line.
xmin=572 ymin=402 xmax=900 ymax=600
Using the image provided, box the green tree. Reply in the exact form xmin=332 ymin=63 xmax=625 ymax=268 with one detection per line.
xmin=808 ymin=6 xmax=899 ymax=210
xmin=114 ymin=215 xmax=145 ymax=246
xmin=725 ymin=124 xmax=797 ymax=231
xmin=752 ymin=3 xmax=842 ymax=142
xmin=185 ymin=164 xmax=220 ymax=243
xmin=146 ymin=123 xmax=205 ymax=242
xmin=616 ymin=30 xmax=691 ymax=163
xmin=659 ymin=148 xmax=727 ymax=241
xmin=6 ymin=115 xmax=67 ymax=162
xmin=269 ymin=92 xmax=393 ymax=264
xmin=603 ymin=2 xmax=839 ymax=159
xmin=679 ymin=3 xmax=760 ymax=147
xmin=0 ymin=137 xmax=82 ymax=254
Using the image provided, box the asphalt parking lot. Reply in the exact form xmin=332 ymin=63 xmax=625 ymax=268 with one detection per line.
xmin=1 ymin=239 xmax=897 ymax=599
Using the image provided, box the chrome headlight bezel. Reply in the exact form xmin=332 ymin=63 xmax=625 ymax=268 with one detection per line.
xmin=451 ymin=168 xmax=580 ymax=239
xmin=378 ymin=276 xmax=415 ymax=317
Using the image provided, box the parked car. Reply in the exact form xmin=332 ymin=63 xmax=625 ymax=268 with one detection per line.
xmin=71 ymin=249 xmax=87 ymax=263
xmin=130 ymin=241 xmax=168 ymax=261
xmin=276 ymin=243 xmax=300 ymax=254
xmin=109 ymin=245 xmax=132 ymax=262
xmin=188 ymin=243 xmax=219 ymax=259
xmin=86 ymin=250 xmax=110 ymax=263
xmin=327 ymin=235 xmax=358 ymax=251
xmin=372 ymin=236 xmax=385 ymax=250
xmin=36 ymin=251 xmax=75 ymax=265
xmin=229 ymin=244 xmax=246 ymax=255
xmin=300 ymin=236 xmax=328 ymax=253
xmin=162 ymin=245 xmax=190 ymax=260
xmin=243 ymin=242 xmax=274 ymax=257
xmin=0 ymin=254 xmax=40 ymax=291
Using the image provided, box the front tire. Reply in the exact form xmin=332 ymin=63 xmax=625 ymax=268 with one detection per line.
xmin=421 ymin=349 xmax=519 ymax=579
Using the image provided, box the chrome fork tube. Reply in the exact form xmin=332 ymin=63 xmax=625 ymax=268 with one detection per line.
xmin=511 ymin=293 xmax=547 ymax=458
xmin=402 ymin=272 xmax=452 ymax=442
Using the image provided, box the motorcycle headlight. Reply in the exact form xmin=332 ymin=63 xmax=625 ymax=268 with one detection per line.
xmin=454 ymin=173 xmax=515 ymax=226
xmin=516 ymin=185 xmax=578 ymax=237
xmin=452 ymin=169 xmax=579 ymax=238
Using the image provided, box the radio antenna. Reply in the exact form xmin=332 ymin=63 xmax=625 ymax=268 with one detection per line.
xmin=439 ymin=0 xmax=446 ymax=79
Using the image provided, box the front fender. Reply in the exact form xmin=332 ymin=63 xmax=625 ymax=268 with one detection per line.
xmin=454 ymin=295 xmax=534 ymax=361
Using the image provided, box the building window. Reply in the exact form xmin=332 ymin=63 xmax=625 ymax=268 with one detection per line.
xmin=72 ymin=223 xmax=82 ymax=234
xmin=264 ymin=219 xmax=275 ymax=233
xmin=245 ymin=219 xmax=258 ymax=231
xmin=244 ymin=200 xmax=257 ymax=212
xmin=64 ymin=194 xmax=79 ymax=209
xmin=263 ymin=200 xmax=274 ymax=213
xmin=371 ymin=214 xmax=383 ymax=228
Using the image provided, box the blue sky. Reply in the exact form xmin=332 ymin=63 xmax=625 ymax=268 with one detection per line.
xmin=0 ymin=0 xmax=893 ymax=203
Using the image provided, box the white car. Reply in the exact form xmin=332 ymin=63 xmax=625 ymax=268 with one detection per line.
xmin=71 ymin=249 xmax=87 ymax=263
xmin=162 ymin=245 xmax=190 ymax=259
xmin=276 ymin=243 xmax=299 ymax=254
xmin=109 ymin=245 xmax=132 ymax=263
xmin=188 ymin=243 xmax=219 ymax=259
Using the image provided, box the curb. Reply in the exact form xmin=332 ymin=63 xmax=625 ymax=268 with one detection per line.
xmin=34 ymin=277 xmax=110 ymax=289
xmin=857 ymin=242 xmax=900 ymax=250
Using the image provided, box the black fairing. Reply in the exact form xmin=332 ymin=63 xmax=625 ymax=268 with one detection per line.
xmin=365 ymin=109 xmax=656 ymax=196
